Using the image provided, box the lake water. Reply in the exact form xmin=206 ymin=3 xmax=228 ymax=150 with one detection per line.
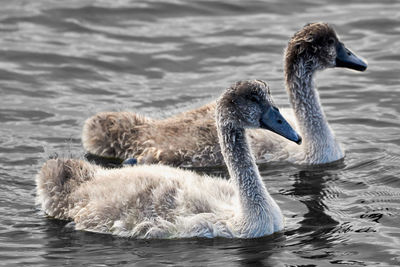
xmin=1 ymin=0 xmax=399 ymax=266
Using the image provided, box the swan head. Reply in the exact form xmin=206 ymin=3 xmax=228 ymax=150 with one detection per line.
xmin=217 ymin=80 xmax=302 ymax=145
xmin=286 ymin=22 xmax=367 ymax=72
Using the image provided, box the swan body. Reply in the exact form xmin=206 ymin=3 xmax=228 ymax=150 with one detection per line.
xmin=82 ymin=23 xmax=367 ymax=166
xmin=83 ymin=103 xmax=220 ymax=167
xmin=37 ymin=80 xmax=301 ymax=238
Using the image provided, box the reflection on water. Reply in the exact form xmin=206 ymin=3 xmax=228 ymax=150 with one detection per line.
xmin=0 ymin=0 xmax=400 ymax=266
xmin=39 ymin=219 xmax=287 ymax=266
xmin=289 ymin=169 xmax=340 ymax=240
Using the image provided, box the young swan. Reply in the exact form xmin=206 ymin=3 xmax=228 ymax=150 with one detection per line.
xmin=36 ymin=80 xmax=302 ymax=239
xmin=82 ymin=22 xmax=367 ymax=166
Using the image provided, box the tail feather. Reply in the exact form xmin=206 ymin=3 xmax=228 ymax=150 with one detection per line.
xmin=36 ymin=159 xmax=95 ymax=220
xmin=82 ymin=112 xmax=151 ymax=159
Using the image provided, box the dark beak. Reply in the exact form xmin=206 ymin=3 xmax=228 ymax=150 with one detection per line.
xmin=336 ymin=42 xmax=367 ymax=71
xmin=260 ymin=107 xmax=302 ymax=145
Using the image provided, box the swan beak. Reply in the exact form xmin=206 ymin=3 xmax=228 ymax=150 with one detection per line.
xmin=335 ymin=42 xmax=367 ymax=71
xmin=260 ymin=107 xmax=302 ymax=145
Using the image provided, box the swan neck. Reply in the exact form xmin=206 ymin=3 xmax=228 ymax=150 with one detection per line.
xmin=285 ymin=56 xmax=342 ymax=162
xmin=217 ymin=120 xmax=283 ymax=235
xmin=285 ymin=58 xmax=325 ymax=124
xmin=220 ymin=125 xmax=266 ymax=200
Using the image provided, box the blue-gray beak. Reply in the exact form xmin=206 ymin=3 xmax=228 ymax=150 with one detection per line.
xmin=260 ymin=107 xmax=302 ymax=145
xmin=336 ymin=42 xmax=367 ymax=71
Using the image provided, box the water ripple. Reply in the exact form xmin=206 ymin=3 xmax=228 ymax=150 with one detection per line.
xmin=0 ymin=0 xmax=399 ymax=266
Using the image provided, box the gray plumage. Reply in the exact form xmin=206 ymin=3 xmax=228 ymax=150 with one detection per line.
xmin=37 ymin=80 xmax=290 ymax=238
xmin=82 ymin=22 xmax=366 ymax=166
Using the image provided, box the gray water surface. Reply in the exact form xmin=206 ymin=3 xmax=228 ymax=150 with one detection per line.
xmin=1 ymin=0 xmax=400 ymax=266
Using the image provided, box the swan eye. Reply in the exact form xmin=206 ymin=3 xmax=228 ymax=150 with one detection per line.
xmin=328 ymin=38 xmax=335 ymax=45
xmin=249 ymin=95 xmax=260 ymax=103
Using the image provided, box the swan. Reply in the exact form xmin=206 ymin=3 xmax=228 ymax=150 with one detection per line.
xmin=82 ymin=22 xmax=367 ymax=166
xmin=36 ymin=80 xmax=302 ymax=238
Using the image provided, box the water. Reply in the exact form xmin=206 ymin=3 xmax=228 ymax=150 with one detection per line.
xmin=0 ymin=0 xmax=399 ymax=266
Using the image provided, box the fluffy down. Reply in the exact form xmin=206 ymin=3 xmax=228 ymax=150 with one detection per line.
xmin=37 ymin=159 xmax=240 ymax=238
